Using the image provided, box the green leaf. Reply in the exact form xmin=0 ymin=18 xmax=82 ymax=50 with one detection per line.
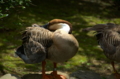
xmin=19 ymin=1 xmax=23 ymax=5
xmin=0 ymin=14 xmax=9 ymax=18
xmin=6 ymin=7 xmax=9 ymax=10
xmin=1 ymin=0 xmax=4 ymax=3
xmin=10 ymin=4 xmax=14 ymax=8
xmin=22 ymin=6 xmax=26 ymax=9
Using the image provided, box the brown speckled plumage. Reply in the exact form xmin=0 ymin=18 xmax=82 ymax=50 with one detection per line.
xmin=16 ymin=19 xmax=79 ymax=64
xmin=83 ymin=23 xmax=120 ymax=62
xmin=83 ymin=23 xmax=120 ymax=78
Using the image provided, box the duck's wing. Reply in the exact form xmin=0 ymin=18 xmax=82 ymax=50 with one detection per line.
xmin=16 ymin=26 xmax=53 ymax=64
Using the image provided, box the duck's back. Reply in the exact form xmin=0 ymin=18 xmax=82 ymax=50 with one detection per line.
xmin=23 ymin=26 xmax=53 ymax=47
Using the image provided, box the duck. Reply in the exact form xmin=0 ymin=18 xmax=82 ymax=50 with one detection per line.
xmin=82 ymin=23 xmax=120 ymax=79
xmin=15 ymin=19 xmax=79 ymax=79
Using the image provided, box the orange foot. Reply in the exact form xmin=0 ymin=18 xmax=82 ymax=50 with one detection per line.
xmin=113 ymin=73 xmax=120 ymax=79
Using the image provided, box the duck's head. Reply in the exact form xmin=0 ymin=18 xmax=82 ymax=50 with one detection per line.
xmin=42 ymin=19 xmax=72 ymax=34
xmin=82 ymin=23 xmax=115 ymax=32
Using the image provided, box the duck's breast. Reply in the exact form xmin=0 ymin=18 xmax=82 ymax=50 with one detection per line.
xmin=47 ymin=29 xmax=79 ymax=63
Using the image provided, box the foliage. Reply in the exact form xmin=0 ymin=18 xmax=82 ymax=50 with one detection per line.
xmin=0 ymin=0 xmax=31 ymax=18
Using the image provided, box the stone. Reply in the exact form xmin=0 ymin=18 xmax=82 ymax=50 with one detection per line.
xmin=21 ymin=71 xmax=69 ymax=79
xmin=0 ymin=74 xmax=21 ymax=79
xmin=70 ymin=70 xmax=102 ymax=79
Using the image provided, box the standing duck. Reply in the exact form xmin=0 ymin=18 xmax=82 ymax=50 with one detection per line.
xmin=82 ymin=23 xmax=120 ymax=79
xmin=15 ymin=19 xmax=79 ymax=79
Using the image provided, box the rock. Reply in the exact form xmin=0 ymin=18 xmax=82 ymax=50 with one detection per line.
xmin=0 ymin=74 xmax=21 ymax=79
xmin=70 ymin=70 xmax=102 ymax=79
xmin=21 ymin=71 xmax=69 ymax=79
xmin=21 ymin=74 xmax=41 ymax=79
xmin=0 ymin=70 xmax=114 ymax=79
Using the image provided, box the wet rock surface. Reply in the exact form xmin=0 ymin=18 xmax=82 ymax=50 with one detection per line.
xmin=0 ymin=70 xmax=115 ymax=79
xmin=70 ymin=70 xmax=102 ymax=79
xmin=69 ymin=70 xmax=115 ymax=79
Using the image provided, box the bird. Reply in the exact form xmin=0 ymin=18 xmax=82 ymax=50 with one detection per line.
xmin=15 ymin=19 xmax=79 ymax=79
xmin=82 ymin=23 xmax=120 ymax=79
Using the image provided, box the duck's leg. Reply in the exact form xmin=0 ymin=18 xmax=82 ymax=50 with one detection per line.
xmin=42 ymin=60 xmax=52 ymax=79
xmin=111 ymin=61 xmax=120 ymax=79
xmin=50 ymin=62 xmax=66 ymax=79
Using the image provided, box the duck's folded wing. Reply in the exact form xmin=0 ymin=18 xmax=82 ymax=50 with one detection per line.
xmin=16 ymin=27 xmax=53 ymax=64
xmin=16 ymin=37 xmax=46 ymax=64
xmin=15 ymin=45 xmax=32 ymax=63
